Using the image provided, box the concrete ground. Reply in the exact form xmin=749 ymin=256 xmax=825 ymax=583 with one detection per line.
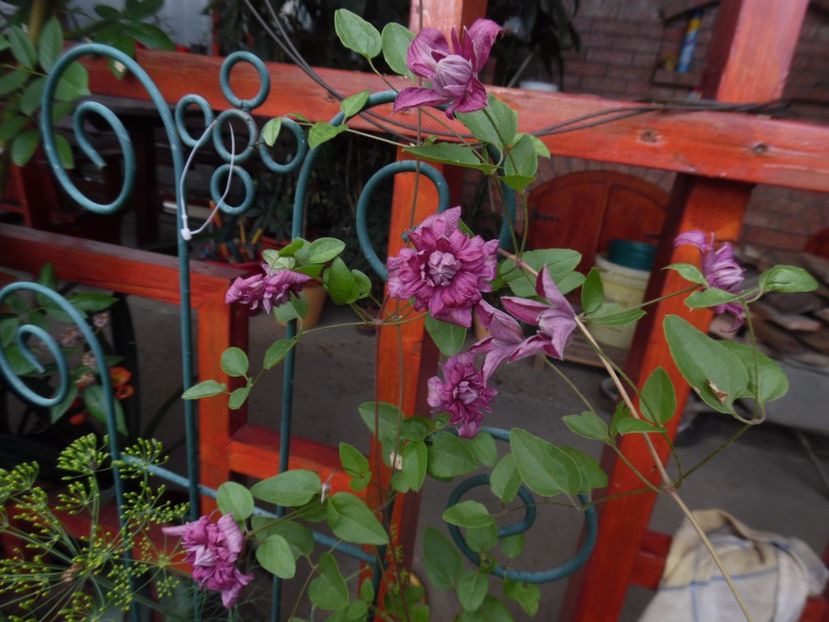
xmin=128 ymin=296 xmax=829 ymax=620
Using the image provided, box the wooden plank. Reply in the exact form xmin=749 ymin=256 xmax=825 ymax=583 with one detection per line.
xmin=80 ymin=49 xmax=829 ymax=193
xmin=227 ymin=424 xmax=354 ymax=494
xmin=561 ymin=1 xmax=810 ymax=620
xmin=0 ymin=224 xmax=241 ymax=307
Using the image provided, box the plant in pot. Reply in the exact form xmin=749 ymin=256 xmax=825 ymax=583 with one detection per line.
xmin=0 ymin=0 xmax=174 ymax=210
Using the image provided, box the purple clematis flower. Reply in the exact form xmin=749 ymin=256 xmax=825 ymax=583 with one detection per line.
xmin=387 ymin=206 xmax=498 ymax=327
xmin=163 ymin=514 xmax=253 ymax=609
xmin=468 ymin=300 xmax=542 ymax=381
xmin=427 ymin=352 xmax=497 ymax=438
xmin=500 ymin=266 xmax=578 ymax=360
xmin=674 ymin=230 xmax=745 ymax=327
xmin=393 ymin=19 xmax=502 ymax=119
xmin=225 ymin=264 xmax=311 ymax=315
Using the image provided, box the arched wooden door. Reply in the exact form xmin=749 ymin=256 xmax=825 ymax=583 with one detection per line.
xmin=527 ymin=171 xmax=669 ymax=272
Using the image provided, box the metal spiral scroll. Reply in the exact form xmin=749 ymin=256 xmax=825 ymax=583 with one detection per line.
xmin=0 ymin=282 xmax=139 ymax=621
xmin=446 ymin=427 xmax=598 ymax=583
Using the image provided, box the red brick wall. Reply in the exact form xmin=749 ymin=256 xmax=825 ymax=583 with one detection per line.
xmin=519 ymin=1 xmax=829 ymax=251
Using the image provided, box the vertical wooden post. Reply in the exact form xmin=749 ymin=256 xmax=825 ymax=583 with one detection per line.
xmin=373 ymin=0 xmax=488 ymax=573
xmin=561 ymin=1 xmax=808 ymax=620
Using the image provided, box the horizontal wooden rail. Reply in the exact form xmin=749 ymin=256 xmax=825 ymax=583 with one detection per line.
xmin=81 ymin=49 xmax=829 ymax=193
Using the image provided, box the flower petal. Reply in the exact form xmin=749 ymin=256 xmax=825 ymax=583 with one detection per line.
xmin=500 ymin=296 xmax=548 ymax=326
xmin=217 ymin=514 xmax=245 ymax=556
xmin=674 ymin=230 xmax=711 ymax=251
xmin=406 ymin=28 xmax=450 ymax=78
xmin=453 ymin=76 xmax=488 ymax=114
xmin=535 ymin=267 xmax=573 ymax=316
xmin=393 ymin=86 xmax=449 ymax=113
xmin=466 ymin=19 xmax=502 ymax=72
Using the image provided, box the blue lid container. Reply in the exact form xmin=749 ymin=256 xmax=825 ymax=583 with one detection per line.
xmin=607 ymin=239 xmax=656 ymax=272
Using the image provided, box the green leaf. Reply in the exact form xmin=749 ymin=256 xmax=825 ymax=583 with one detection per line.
xmin=20 ymin=77 xmax=45 ymax=116
xmin=499 ymin=249 xmax=582 ymax=297
xmin=358 ymin=401 xmax=402 ymax=446
xmin=37 ymin=263 xmax=57 ymax=289
xmin=461 ymin=596 xmax=514 ymax=622
xmin=500 ymin=533 xmax=524 ymax=559
xmin=560 ymin=446 xmax=607 ymax=492
xmin=54 ymin=134 xmax=74 ymax=169
xmin=490 ymin=453 xmax=521 ymax=503
xmin=381 ymin=23 xmax=414 ymax=77
xmin=274 ymin=296 xmax=308 ymax=322
xmin=324 ymin=257 xmax=362 ymax=304
xmin=309 ymin=553 xmax=349 ymax=611
xmin=0 ymin=115 xmax=29 ymax=142
xmin=256 ymin=534 xmax=296 ymax=579
xmin=665 ymin=262 xmax=706 ymax=285
xmin=685 ymin=288 xmax=740 ymax=309
xmin=83 ymin=384 xmax=127 ymax=435
xmin=216 ymin=481 xmax=254 ymax=520
xmin=67 ymin=292 xmax=117 ymax=313
xmin=220 ymin=347 xmax=249 ymax=377
xmin=640 ymin=366 xmax=676 ymax=424
xmin=581 ymin=268 xmax=604 ymax=315
xmin=339 ymin=442 xmax=371 ymax=491
xmin=359 ymin=578 xmax=375 ymax=604
xmin=562 ymin=410 xmax=610 ymax=443
xmin=50 ymin=384 xmax=78 ymax=423
xmin=327 ymin=492 xmax=389 ymax=545
xmin=442 ymin=500 xmax=494 ymax=529
xmin=457 ymin=572 xmax=488 ymax=612
xmin=8 ymin=27 xmax=36 ymax=68
xmin=0 ymin=317 xmax=20 ymax=347
xmin=509 ymin=428 xmax=580 ymax=497
xmin=422 ymin=527 xmax=461 ymax=590
xmin=424 ymin=314 xmax=467 ymax=356
xmin=503 ymin=579 xmax=540 ymax=617
xmin=123 ymin=22 xmax=175 ymax=50
xmin=588 ymin=303 xmax=645 ymax=326
xmin=466 ymin=431 xmax=497 ymax=467
xmin=664 ymin=315 xmax=749 ymax=413
xmin=251 ymin=470 xmax=321 ymax=506
xmin=95 ymin=5 xmax=122 ymax=19
xmin=759 ymin=265 xmax=818 ymax=293
xmin=11 ymin=129 xmax=39 ymax=167
xmin=261 ymin=118 xmax=282 ymax=147
xmin=613 ymin=414 xmax=660 ymax=435
xmin=465 ymin=522 xmax=497 ymax=554
xmin=264 ymin=338 xmax=296 ymax=369
xmin=0 ymin=68 xmax=30 ymax=98
xmin=502 ymin=134 xmax=538 ymax=191
xmin=334 ymin=9 xmax=382 ymax=59
xmin=456 ymin=96 xmax=517 ymax=149
xmin=124 ymin=0 xmax=164 ymax=20
xmin=399 ymin=440 xmax=427 ymax=492
xmin=525 ymin=134 xmax=550 ymax=158
xmin=228 ymin=386 xmax=250 ymax=410
xmin=721 ymin=341 xmax=788 ymax=404
xmin=427 ymin=431 xmax=477 ymax=478
xmin=182 ymin=379 xmax=226 ymax=399
xmin=404 ymin=143 xmax=496 ymax=175
xmin=340 ymin=90 xmax=370 ymax=119
xmin=307 ymin=237 xmax=346 ymax=264
xmin=55 ymin=62 xmax=90 ymax=101
xmin=250 ymin=517 xmax=314 ymax=559
xmin=38 ymin=18 xmax=63 ymax=73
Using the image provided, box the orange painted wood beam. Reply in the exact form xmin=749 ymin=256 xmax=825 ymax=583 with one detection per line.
xmin=561 ymin=2 xmax=811 ymax=620
xmin=81 ymin=48 xmax=829 ymax=193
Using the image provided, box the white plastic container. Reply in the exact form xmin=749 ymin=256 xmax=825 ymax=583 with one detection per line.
xmin=590 ymin=254 xmax=651 ymax=349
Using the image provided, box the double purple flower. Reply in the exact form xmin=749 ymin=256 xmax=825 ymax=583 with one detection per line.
xmin=429 ymin=267 xmax=578 ymax=436
xmin=675 ymin=230 xmax=745 ymax=327
xmin=393 ymin=19 xmax=502 ymax=119
xmin=163 ymin=514 xmax=253 ymax=609
xmin=427 ymin=352 xmax=496 ymax=438
xmin=387 ymin=206 xmax=498 ymax=328
xmin=225 ymin=264 xmax=311 ymax=314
